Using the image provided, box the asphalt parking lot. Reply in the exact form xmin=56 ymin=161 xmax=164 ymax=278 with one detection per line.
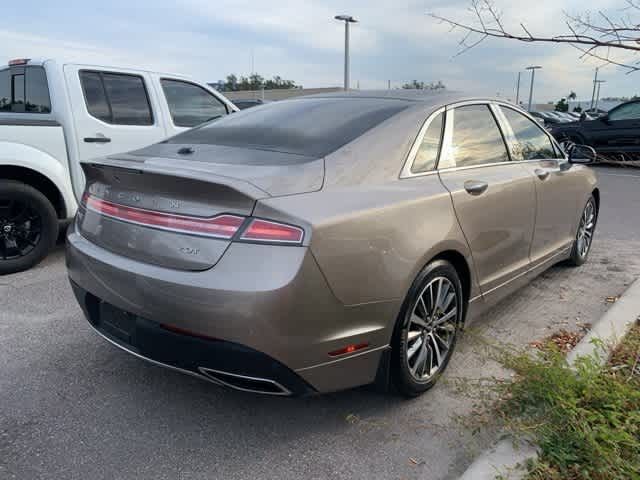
xmin=2 ymin=165 xmax=640 ymax=480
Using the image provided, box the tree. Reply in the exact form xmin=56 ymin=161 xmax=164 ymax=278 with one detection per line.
xmin=430 ymin=0 xmax=640 ymax=73
xmin=555 ymin=98 xmax=569 ymax=112
xmin=221 ymin=73 xmax=299 ymax=91
xmin=224 ymin=74 xmax=238 ymax=92
xmin=401 ymin=80 xmax=446 ymax=90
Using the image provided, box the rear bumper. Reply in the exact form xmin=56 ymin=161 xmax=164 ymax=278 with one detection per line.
xmin=70 ymin=280 xmax=314 ymax=395
xmin=66 ymin=224 xmax=395 ymax=394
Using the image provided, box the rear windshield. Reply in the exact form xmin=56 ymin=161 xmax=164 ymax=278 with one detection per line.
xmin=0 ymin=66 xmax=51 ymax=114
xmin=164 ymin=97 xmax=409 ymax=157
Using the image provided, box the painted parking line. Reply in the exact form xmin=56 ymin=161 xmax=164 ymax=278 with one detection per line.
xmin=597 ymin=171 xmax=640 ymax=179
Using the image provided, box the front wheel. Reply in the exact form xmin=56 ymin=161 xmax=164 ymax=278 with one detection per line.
xmin=0 ymin=180 xmax=58 ymax=275
xmin=566 ymin=195 xmax=597 ymax=267
xmin=391 ymin=260 xmax=464 ymax=397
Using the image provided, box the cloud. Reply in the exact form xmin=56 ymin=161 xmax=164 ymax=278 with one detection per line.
xmin=1 ymin=0 xmax=638 ymax=99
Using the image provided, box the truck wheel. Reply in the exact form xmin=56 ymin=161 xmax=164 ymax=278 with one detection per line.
xmin=0 ymin=180 xmax=58 ymax=274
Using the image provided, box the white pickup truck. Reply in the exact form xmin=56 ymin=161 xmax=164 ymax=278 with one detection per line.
xmin=0 ymin=58 xmax=237 ymax=273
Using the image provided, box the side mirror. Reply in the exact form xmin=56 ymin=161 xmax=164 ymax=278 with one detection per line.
xmin=568 ymin=144 xmax=597 ymax=164
xmin=600 ymin=114 xmax=611 ymax=124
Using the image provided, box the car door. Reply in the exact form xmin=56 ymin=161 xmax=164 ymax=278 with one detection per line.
xmin=594 ymin=101 xmax=640 ymax=150
xmin=494 ymin=105 xmax=577 ymax=264
xmin=65 ymin=66 xmax=168 ymax=168
xmin=156 ymin=77 xmax=231 ymax=137
xmin=437 ymin=103 xmax=536 ymax=302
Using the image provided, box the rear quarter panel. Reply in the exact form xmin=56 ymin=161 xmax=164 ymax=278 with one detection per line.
xmin=256 ymin=176 xmax=476 ymax=308
xmin=564 ymin=163 xmax=599 ymax=235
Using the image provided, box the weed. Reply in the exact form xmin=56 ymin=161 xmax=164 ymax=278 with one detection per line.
xmin=489 ymin=326 xmax=640 ymax=480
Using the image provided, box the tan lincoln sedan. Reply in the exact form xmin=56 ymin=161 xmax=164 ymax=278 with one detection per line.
xmin=67 ymin=91 xmax=598 ymax=397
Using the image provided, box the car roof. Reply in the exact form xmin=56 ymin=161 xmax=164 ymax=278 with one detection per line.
xmin=300 ymin=89 xmax=512 ymax=109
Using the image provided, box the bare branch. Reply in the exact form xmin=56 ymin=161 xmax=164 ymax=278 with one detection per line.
xmin=456 ymin=33 xmax=489 ymax=56
xmin=430 ymin=1 xmax=640 ymax=72
xmin=520 ymin=23 xmax=534 ymax=40
xmin=570 ymin=43 xmax=640 ymax=73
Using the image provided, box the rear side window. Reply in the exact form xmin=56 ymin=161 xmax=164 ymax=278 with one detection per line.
xmin=161 ymin=79 xmax=227 ymax=127
xmin=0 ymin=66 xmax=51 ymax=114
xmin=411 ymin=112 xmax=443 ymax=173
xmin=448 ymin=105 xmax=509 ymax=168
xmin=80 ymin=71 xmax=153 ymax=125
xmin=499 ymin=106 xmax=559 ymax=160
xmin=165 ymin=97 xmax=409 ymax=158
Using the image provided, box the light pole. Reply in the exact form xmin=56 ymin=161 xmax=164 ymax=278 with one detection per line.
xmin=335 ymin=15 xmax=358 ymax=90
xmin=594 ymin=80 xmax=606 ymax=111
xmin=589 ymin=67 xmax=599 ymax=110
xmin=515 ymin=71 xmax=522 ymax=105
xmin=526 ymin=65 xmax=542 ymax=112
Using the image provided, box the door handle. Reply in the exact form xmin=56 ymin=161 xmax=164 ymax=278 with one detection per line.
xmin=84 ymin=136 xmax=111 ymax=143
xmin=534 ymin=168 xmax=550 ymax=180
xmin=464 ymin=180 xmax=488 ymax=195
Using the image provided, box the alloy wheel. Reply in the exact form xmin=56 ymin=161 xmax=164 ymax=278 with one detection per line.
xmin=406 ymin=276 xmax=459 ymax=381
xmin=576 ymin=198 xmax=596 ymax=259
xmin=0 ymin=198 xmax=42 ymax=260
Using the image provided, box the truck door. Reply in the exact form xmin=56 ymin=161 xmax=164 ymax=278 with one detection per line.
xmin=64 ymin=65 xmax=168 ymax=178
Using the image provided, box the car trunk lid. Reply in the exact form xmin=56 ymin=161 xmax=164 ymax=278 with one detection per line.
xmin=77 ymin=148 xmax=322 ymax=271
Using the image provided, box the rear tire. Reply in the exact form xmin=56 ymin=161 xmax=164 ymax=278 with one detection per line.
xmin=0 ymin=180 xmax=58 ymax=275
xmin=391 ymin=260 xmax=464 ymax=397
xmin=566 ymin=195 xmax=597 ymax=267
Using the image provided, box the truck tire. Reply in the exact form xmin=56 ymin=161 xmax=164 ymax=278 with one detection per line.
xmin=0 ymin=180 xmax=58 ymax=274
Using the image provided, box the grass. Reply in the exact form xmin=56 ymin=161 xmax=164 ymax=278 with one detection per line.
xmin=486 ymin=323 xmax=640 ymax=480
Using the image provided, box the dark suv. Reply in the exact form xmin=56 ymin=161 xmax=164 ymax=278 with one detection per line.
xmin=550 ymin=100 xmax=640 ymax=153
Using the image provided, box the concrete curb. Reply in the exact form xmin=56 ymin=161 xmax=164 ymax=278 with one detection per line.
xmin=457 ymin=439 xmax=537 ymax=480
xmin=567 ymin=277 xmax=640 ymax=366
xmin=457 ymin=277 xmax=640 ymax=480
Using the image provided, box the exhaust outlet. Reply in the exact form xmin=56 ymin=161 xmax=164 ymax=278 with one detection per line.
xmin=198 ymin=367 xmax=292 ymax=396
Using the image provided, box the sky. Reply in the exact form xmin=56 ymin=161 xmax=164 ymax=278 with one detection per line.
xmin=1 ymin=0 xmax=638 ymax=103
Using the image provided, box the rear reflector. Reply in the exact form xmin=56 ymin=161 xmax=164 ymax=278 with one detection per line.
xmin=160 ymin=323 xmax=218 ymax=341
xmin=83 ymin=194 xmax=244 ymax=239
xmin=328 ymin=343 xmax=369 ymax=357
xmin=240 ymin=219 xmax=304 ymax=244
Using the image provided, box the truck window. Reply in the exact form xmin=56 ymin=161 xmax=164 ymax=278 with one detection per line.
xmin=80 ymin=70 xmax=153 ymax=126
xmin=0 ymin=69 xmax=8 ymax=111
xmin=0 ymin=66 xmax=51 ymax=114
xmin=161 ymin=79 xmax=228 ymax=127
xmin=79 ymin=71 xmax=111 ymax=123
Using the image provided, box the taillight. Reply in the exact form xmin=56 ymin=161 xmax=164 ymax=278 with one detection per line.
xmin=83 ymin=194 xmax=244 ymax=239
xmin=8 ymin=58 xmax=30 ymax=66
xmin=81 ymin=194 xmax=305 ymax=244
xmin=240 ymin=219 xmax=304 ymax=244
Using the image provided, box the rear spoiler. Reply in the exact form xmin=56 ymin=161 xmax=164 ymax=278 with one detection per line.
xmin=82 ymin=155 xmax=272 ymax=200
